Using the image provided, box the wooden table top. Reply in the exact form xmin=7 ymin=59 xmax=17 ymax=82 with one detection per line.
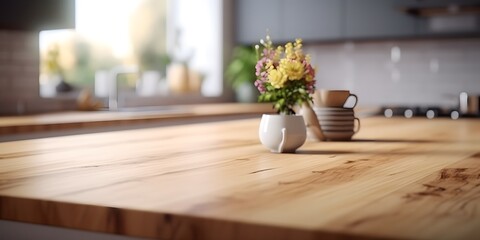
xmin=0 ymin=117 xmax=479 ymax=240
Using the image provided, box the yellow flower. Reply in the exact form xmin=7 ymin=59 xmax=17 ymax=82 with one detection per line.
xmin=267 ymin=67 xmax=287 ymax=88
xmin=274 ymin=46 xmax=283 ymax=62
xmin=285 ymin=42 xmax=294 ymax=59
xmin=279 ymin=59 xmax=304 ymax=80
xmin=294 ymin=38 xmax=304 ymax=59
xmin=295 ymin=38 xmax=302 ymax=46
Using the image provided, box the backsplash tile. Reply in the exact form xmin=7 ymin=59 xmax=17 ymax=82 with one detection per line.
xmin=305 ymin=38 xmax=480 ymax=108
xmin=0 ymin=30 xmax=75 ymax=115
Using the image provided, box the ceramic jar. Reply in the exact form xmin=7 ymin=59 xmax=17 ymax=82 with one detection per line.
xmin=259 ymin=114 xmax=306 ymax=153
xmin=167 ymin=63 xmax=189 ymax=94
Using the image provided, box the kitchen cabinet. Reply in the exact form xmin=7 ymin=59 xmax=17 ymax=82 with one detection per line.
xmin=345 ymin=0 xmax=417 ymax=39
xmin=410 ymin=0 xmax=480 ymax=36
xmin=235 ymin=0 xmax=480 ymax=43
xmin=283 ymin=0 xmax=343 ymax=41
xmin=235 ymin=0 xmax=282 ymax=44
xmin=407 ymin=0 xmax=480 ymax=7
xmin=0 ymin=0 xmax=75 ymax=31
xmin=417 ymin=15 xmax=480 ymax=36
xmin=349 ymin=0 xmax=480 ymax=38
xmin=235 ymin=0 xmax=343 ymax=44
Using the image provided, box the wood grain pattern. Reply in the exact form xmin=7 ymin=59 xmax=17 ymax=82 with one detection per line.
xmin=0 ymin=117 xmax=480 ymax=239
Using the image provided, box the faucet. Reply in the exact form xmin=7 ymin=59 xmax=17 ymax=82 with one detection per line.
xmin=108 ymin=66 xmax=139 ymax=110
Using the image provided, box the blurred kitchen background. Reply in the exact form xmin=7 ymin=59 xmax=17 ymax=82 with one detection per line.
xmin=0 ymin=0 xmax=479 ymax=115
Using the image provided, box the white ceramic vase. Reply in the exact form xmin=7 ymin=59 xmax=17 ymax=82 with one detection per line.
xmin=259 ymin=114 xmax=307 ymax=153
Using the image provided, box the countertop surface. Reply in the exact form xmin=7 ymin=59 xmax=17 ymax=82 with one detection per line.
xmin=0 ymin=117 xmax=479 ymax=239
xmin=0 ymin=103 xmax=275 ymax=135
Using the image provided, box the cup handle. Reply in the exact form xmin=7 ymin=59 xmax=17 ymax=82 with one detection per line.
xmin=354 ymin=117 xmax=361 ymax=133
xmin=278 ymin=128 xmax=287 ymax=153
xmin=345 ymin=93 xmax=358 ymax=109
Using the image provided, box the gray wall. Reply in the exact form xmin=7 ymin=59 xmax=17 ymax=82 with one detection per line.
xmin=305 ymin=38 xmax=480 ymax=107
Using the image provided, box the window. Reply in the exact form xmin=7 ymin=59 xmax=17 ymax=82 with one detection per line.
xmin=39 ymin=0 xmax=223 ymax=105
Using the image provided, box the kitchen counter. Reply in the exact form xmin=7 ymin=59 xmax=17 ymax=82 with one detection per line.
xmin=0 ymin=117 xmax=479 ymax=239
xmin=0 ymin=103 xmax=275 ymax=136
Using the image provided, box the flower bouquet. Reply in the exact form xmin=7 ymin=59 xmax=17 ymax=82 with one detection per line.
xmin=255 ymin=35 xmax=316 ymax=153
xmin=254 ymin=35 xmax=316 ymax=114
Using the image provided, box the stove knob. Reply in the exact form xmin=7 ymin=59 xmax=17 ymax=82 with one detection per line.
xmin=450 ymin=110 xmax=459 ymax=120
xmin=404 ymin=109 xmax=414 ymax=118
xmin=384 ymin=108 xmax=393 ymax=118
xmin=426 ymin=109 xmax=437 ymax=119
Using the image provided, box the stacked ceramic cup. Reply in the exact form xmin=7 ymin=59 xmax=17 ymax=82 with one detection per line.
xmin=312 ymin=89 xmax=360 ymax=141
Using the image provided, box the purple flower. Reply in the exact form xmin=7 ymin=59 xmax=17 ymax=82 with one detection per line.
xmin=254 ymin=79 xmax=266 ymax=93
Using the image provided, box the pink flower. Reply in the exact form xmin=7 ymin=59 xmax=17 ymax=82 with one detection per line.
xmin=254 ymin=79 xmax=266 ymax=93
xmin=253 ymin=36 xmax=316 ymax=114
